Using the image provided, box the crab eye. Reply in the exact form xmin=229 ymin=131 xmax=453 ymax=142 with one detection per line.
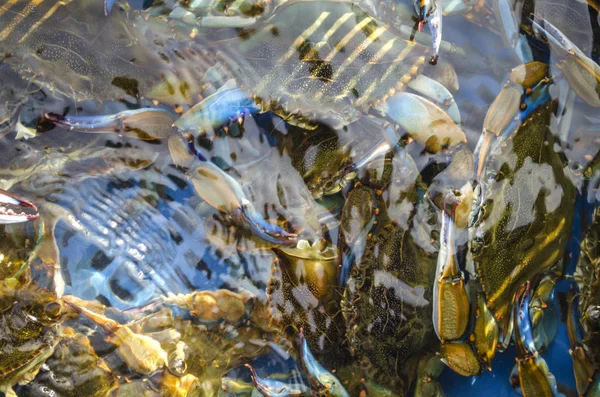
xmin=586 ymin=305 xmax=600 ymax=330
xmin=44 ymin=302 xmax=62 ymax=319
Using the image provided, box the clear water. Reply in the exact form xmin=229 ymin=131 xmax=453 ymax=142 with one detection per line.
xmin=0 ymin=0 xmax=598 ymax=395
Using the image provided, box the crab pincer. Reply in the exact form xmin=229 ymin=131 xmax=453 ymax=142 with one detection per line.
xmin=566 ymin=289 xmax=597 ymax=396
xmin=46 ymin=108 xmax=176 ymax=140
xmin=64 ymin=296 xmax=168 ymax=376
xmin=245 ymin=364 xmax=308 ymax=396
xmin=512 ymin=282 xmax=559 ymax=397
xmin=168 ymin=134 xmax=297 ymax=245
xmin=174 ymin=86 xmax=259 ymax=139
xmin=298 ymin=328 xmax=349 ymax=397
xmin=0 ymin=188 xmax=39 ymax=224
xmin=413 ymin=0 xmax=443 ymax=65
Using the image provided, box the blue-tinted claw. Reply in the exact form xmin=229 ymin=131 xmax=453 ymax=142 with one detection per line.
xmin=104 ymin=0 xmax=115 ymax=15
xmin=175 ymin=87 xmax=259 ymax=138
xmin=299 ymin=329 xmax=350 ymax=397
xmin=168 ymin=135 xmax=297 ymax=246
xmin=513 ymin=282 xmax=559 ymax=397
xmin=236 ymin=204 xmax=298 ymax=246
xmin=0 ymin=188 xmax=39 ymax=224
xmin=245 ymin=364 xmax=308 ymax=397
xmin=46 ymin=108 xmax=176 ymax=140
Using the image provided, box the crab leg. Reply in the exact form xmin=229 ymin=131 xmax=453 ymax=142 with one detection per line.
xmin=0 ymin=188 xmax=39 ymax=223
xmin=513 ymin=282 xmax=559 ymax=397
xmin=567 ymin=289 xmax=596 ymax=396
xmin=474 ymin=62 xmax=550 ymax=179
xmin=175 ymin=87 xmax=259 ymax=138
xmin=46 ymin=108 xmax=176 ymax=140
xmin=168 ymin=135 xmax=297 ymax=245
xmin=245 ymin=364 xmax=308 ymax=397
xmin=299 ymin=329 xmax=349 ymax=397
xmin=529 ymin=275 xmax=559 ymax=352
xmin=530 ymin=16 xmax=600 ymax=107
xmin=64 ymin=296 xmax=168 ymax=375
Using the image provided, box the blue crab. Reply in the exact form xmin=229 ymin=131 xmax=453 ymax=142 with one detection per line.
xmin=2 ymin=0 xmax=467 ymax=244
xmin=53 ymin=0 xmax=466 ymax=148
xmin=0 ymin=283 xmax=63 ymax=397
xmin=430 ymin=61 xmax=577 ymax=380
xmin=264 ymin=139 xmax=447 ymax=395
xmin=427 ymin=16 xmax=600 ymax=394
xmin=14 ymin=330 xmax=118 ymax=397
xmin=63 ymin=288 xmax=293 ymax=396
xmin=162 ymin=0 xmax=465 ymax=145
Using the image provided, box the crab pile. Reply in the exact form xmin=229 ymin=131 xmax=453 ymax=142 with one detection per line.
xmin=0 ymin=0 xmax=599 ymax=395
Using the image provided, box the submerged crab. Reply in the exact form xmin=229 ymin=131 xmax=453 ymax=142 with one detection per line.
xmin=4 ymin=0 xmax=469 ymax=244
xmin=61 ymin=289 xmax=288 ymax=396
xmin=14 ymin=330 xmax=118 ymax=397
xmin=0 ymin=283 xmax=63 ymax=397
xmin=266 ymin=141 xmax=445 ymax=395
xmin=426 ymin=17 xmax=598 ymax=392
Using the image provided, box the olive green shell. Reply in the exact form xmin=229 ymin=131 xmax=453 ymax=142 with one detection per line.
xmin=338 ymin=155 xmax=438 ymax=392
xmin=577 ymin=206 xmax=600 ymax=364
xmin=472 ymin=100 xmax=576 ymax=328
xmin=15 ymin=333 xmax=117 ymax=397
xmin=0 ymin=284 xmax=62 ymax=389
xmin=340 ymin=186 xmax=438 ymax=391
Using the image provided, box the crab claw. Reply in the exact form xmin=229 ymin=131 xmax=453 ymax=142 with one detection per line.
xmin=174 ymin=87 xmax=259 ymax=139
xmin=431 ymin=193 xmax=470 ymax=343
xmin=46 ymin=108 xmax=176 ymax=140
xmin=381 ymin=92 xmax=466 ymax=153
xmin=65 ymin=296 xmax=168 ymax=375
xmin=299 ymin=329 xmax=349 ymax=397
xmin=427 ymin=150 xmax=475 ymax=365
xmin=530 ymin=15 xmax=600 ymax=107
xmin=513 ymin=282 xmax=559 ymax=397
xmin=0 ymin=188 xmax=39 ymax=223
xmin=168 ymin=135 xmax=297 ymax=245
xmin=245 ymin=364 xmax=308 ymax=397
